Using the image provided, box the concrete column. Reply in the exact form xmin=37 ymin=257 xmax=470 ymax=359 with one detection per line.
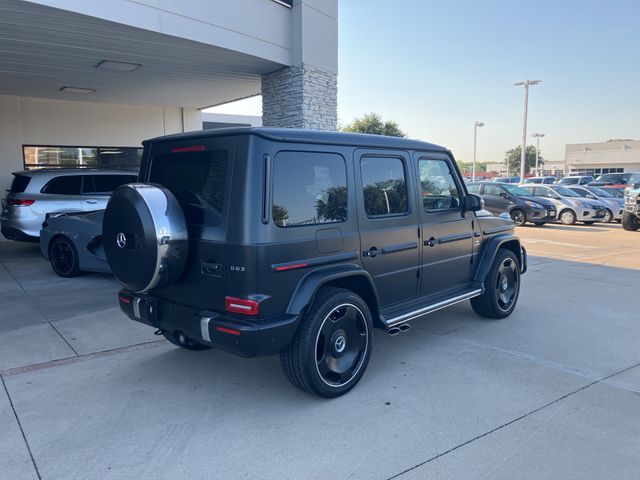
xmin=261 ymin=0 xmax=338 ymax=130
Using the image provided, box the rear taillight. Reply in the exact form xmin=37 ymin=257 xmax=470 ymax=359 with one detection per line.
xmin=225 ymin=296 xmax=259 ymax=316
xmin=8 ymin=199 xmax=34 ymax=206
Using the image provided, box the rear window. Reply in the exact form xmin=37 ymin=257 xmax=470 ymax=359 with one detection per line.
xmin=83 ymin=174 xmax=136 ymax=194
xmin=149 ymin=150 xmax=228 ymax=226
xmin=10 ymin=174 xmax=31 ymax=193
xmin=41 ymin=175 xmax=82 ymax=195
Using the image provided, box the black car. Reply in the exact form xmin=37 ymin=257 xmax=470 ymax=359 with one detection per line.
xmin=103 ymin=128 xmax=526 ymax=398
xmin=467 ymin=182 xmax=557 ymax=226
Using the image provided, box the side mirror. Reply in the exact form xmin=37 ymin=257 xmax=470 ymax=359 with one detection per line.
xmin=464 ymin=194 xmax=484 ymax=212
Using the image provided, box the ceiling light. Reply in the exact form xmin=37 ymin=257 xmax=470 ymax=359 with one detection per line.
xmin=96 ymin=60 xmax=141 ymax=72
xmin=60 ymin=87 xmax=95 ymax=94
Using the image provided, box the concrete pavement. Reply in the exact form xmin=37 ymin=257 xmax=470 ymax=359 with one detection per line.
xmin=1 ymin=223 xmax=639 ymax=479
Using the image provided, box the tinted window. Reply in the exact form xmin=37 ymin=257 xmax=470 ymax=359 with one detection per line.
xmin=272 ymin=152 xmax=347 ymax=227
xmin=418 ymin=159 xmax=460 ymax=211
xmin=42 ymin=176 xmax=82 ymax=195
xmin=10 ymin=175 xmax=31 ymax=193
xmin=149 ymin=150 xmax=228 ymax=226
xmin=533 ymin=187 xmax=550 ymax=197
xmin=571 ymin=187 xmax=589 ymax=197
xmin=466 ymin=183 xmax=480 ymax=194
xmin=483 ymin=184 xmax=503 ymax=196
xmin=83 ymin=174 xmax=136 ymax=194
xmin=361 ymin=157 xmax=408 ymax=216
xmin=503 ymin=184 xmax=532 ymax=196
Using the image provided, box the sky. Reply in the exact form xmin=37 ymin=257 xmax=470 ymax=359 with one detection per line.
xmin=206 ymin=0 xmax=640 ymax=164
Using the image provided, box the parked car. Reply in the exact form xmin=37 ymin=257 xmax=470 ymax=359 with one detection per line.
xmin=492 ymin=176 xmax=520 ymax=183
xmin=101 ymin=128 xmax=527 ymax=398
xmin=567 ymin=185 xmax=624 ymax=222
xmin=522 ymin=176 xmax=557 ymax=184
xmin=589 ymin=172 xmax=633 ymax=188
xmin=1 ymin=169 xmax=137 ymax=241
xmin=622 ymin=175 xmax=640 ymax=231
xmin=40 ymin=210 xmax=108 ymax=277
xmin=520 ymin=184 xmax=607 ymax=225
xmin=467 ymin=182 xmax=556 ymax=226
xmin=557 ymin=175 xmax=594 ymax=186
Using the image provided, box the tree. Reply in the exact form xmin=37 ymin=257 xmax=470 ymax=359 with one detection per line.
xmin=342 ymin=113 xmax=405 ymax=137
xmin=504 ymin=145 xmax=543 ymax=176
xmin=456 ymin=160 xmax=487 ymax=175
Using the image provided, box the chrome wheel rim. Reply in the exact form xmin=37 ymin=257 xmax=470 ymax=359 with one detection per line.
xmin=496 ymin=258 xmax=519 ymax=312
xmin=315 ymin=303 xmax=369 ymax=388
xmin=511 ymin=210 xmax=525 ymax=226
xmin=561 ymin=211 xmax=575 ymax=224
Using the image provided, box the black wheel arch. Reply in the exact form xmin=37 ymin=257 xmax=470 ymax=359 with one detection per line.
xmin=474 ymin=234 xmax=526 ymax=283
xmin=286 ymin=264 xmax=382 ymax=327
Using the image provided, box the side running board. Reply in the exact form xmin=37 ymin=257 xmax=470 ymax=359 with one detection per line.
xmin=383 ymin=289 xmax=483 ymax=328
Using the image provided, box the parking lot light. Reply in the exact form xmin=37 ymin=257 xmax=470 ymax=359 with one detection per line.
xmin=473 ymin=121 xmax=484 ymax=182
xmin=514 ymin=80 xmax=541 ymax=181
xmin=532 ymin=133 xmax=545 ymax=175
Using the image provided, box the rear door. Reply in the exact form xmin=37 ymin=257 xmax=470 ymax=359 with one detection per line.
xmin=481 ymin=183 xmax=509 ymax=215
xmin=415 ymin=154 xmax=474 ymax=294
xmin=355 ymin=150 xmax=420 ymax=307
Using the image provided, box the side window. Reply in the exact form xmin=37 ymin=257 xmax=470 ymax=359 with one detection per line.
xmin=483 ymin=184 xmax=502 ymax=196
xmin=41 ymin=176 xmax=82 ymax=195
xmin=418 ymin=159 xmax=461 ymax=211
xmin=361 ymin=156 xmax=408 ymax=216
xmin=534 ymin=187 xmax=548 ymax=197
xmin=466 ymin=183 xmax=480 ymax=194
xmin=88 ymin=175 xmax=136 ymax=194
xmin=272 ymin=152 xmax=347 ymax=227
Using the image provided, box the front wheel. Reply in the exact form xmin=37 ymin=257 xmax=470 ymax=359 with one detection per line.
xmin=622 ymin=211 xmax=640 ymax=231
xmin=603 ymin=209 xmax=613 ymax=223
xmin=280 ymin=287 xmax=373 ymax=398
xmin=559 ymin=209 xmax=577 ymax=225
xmin=510 ymin=209 xmax=526 ymax=226
xmin=49 ymin=236 xmax=82 ymax=277
xmin=471 ymin=248 xmax=521 ymax=319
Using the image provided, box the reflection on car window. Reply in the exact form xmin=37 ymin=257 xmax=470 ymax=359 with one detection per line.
xmin=483 ymin=184 xmax=502 ymax=196
xmin=466 ymin=183 xmax=480 ymax=194
xmin=502 ymin=184 xmax=532 ymax=196
xmin=272 ymin=152 xmax=347 ymax=227
xmin=418 ymin=159 xmax=460 ymax=211
xmin=361 ymin=157 xmax=408 ymax=216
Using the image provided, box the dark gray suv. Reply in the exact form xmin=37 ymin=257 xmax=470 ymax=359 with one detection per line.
xmin=467 ymin=182 xmax=557 ymax=226
xmin=103 ymin=128 xmax=527 ymax=397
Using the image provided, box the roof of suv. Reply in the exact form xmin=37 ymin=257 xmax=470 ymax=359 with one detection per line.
xmin=12 ymin=169 xmax=136 ymax=178
xmin=144 ymin=127 xmax=449 ymax=152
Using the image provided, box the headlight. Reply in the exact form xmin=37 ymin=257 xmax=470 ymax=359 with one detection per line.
xmin=524 ymin=200 xmax=543 ymax=209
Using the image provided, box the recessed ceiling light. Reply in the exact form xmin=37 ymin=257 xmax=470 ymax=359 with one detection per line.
xmin=60 ymin=86 xmax=95 ymax=94
xmin=96 ymin=60 xmax=142 ymax=72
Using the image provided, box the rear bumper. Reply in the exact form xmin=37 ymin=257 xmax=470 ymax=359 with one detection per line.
xmin=118 ymin=290 xmax=300 ymax=357
xmin=1 ymin=226 xmax=38 ymax=242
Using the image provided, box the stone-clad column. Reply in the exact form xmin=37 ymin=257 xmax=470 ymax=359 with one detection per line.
xmin=261 ymin=0 xmax=338 ymax=130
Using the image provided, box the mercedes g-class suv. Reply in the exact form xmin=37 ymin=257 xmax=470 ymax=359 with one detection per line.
xmin=103 ymin=128 xmax=527 ymax=397
xmin=622 ymin=172 xmax=640 ymax=231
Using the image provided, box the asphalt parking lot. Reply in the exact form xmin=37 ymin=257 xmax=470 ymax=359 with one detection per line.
xmin=1 ymin=222 xmax=639 ymax=480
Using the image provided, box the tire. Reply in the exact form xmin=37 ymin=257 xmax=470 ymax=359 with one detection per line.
xmin=471 ymin=248 xmax=521 ymax=319
xmin=622 ymin=211 xmax=640 ymax=231
xmin=582 ymin=221 xmax=596 ymax=225
xmin=559 ymin=209 xmax=577 ymax=225
xmin=163 ymin=330 xmax=211 ymax=351
xmin=49 ymin=236 xmax=82 ymax=277
xmin=603 ymin=209 xmax=613 ymax=223
xmin=510 ymin=209 xmax=526 ymax=226
xmin=280 ymin=287 xmax=373 ymax=398
xmin=532 ymin=221 xmax=546 ymax=226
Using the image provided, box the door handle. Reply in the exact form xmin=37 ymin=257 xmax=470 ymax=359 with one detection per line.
xmin=424 ymin=237 xmax=439 ymax=247
xmin=86 ymin=200 xmax=99 ymax=204
xmin=363 ymin=246 xmax=379 ymax=258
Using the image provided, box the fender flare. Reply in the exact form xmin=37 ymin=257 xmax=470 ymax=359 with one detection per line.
xmin=286 ymin=263 xmax=380 ymax=316
xmin=474 ymin=233 xmax=526 ymax=283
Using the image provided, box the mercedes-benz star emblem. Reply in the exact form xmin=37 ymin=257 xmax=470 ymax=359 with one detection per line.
xmin=116 ymin=232 xmax=127 ymax=249
xmin=335 ymin=335 xmax=346 ymax=353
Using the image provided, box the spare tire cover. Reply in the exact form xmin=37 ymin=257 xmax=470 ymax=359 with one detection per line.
xmin=103 ymin=184 xmax=188 ymax=293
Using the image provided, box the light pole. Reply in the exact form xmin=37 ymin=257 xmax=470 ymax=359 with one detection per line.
xmin=532 ymin=133 xmax=545 ymax=175
xmin=472 ymin=121 xmax=484 ymax=181
xmin=514 ymin=80 xmax=541 ymax=181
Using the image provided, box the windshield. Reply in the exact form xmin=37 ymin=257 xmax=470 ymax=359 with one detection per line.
xmin=603 ymin=188 xmax=624 ymax=198
xmin=587 ymin=186 xmax=611 ymax=197
xmin=559 ymin=177 xmax=578 ymax=185
xmin=550 ymin=185 xmax=580 ymax=197
xmin=523 ymin=178 xmax=541 ymax=184
xmin=502 ymin=184 xmax=532 ymax=196
xmin=595 ymin=173 xmax=623 ymax=183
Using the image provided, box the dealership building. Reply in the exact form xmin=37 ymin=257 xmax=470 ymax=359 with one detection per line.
xmin=0 ymin=0 xmax=338 ymax=191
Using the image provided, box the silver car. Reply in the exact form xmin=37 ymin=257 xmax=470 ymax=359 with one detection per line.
xmin=567 ymin=185 xmax=624 ymax=222
xmin=1 ymin=169 xmax=136 ymax=241
xmin=521 ymin=184 xmax=607 ymax=225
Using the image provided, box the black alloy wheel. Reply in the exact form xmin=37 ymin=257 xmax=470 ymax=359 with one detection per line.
xmin=50 ymin=237 xmax=81 ymax=277
xmin=471 ymin=248 xmax=521 ymax=319
xmin=510 ymin=209 xmax=526 ymax=226
xmin=495 ymin=257 xmax=519 ymax=312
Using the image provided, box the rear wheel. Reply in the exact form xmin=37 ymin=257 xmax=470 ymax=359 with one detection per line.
xmin=559 ymin=209 xmax=577 ymax=225
xmin=471 ymin=248 xmax=521 ymax=319
xmin=49 ymin=236 xmax=81 ymax=277
xmin=280 ymin=287 xmax=373 ymax=398
xmin=163 ymin=331 xmax=211 ymax=351
xmin=510 ymin=209 xmax=526 ymax=226
xmin=622 ymin=212 xmax=640 ymax=231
